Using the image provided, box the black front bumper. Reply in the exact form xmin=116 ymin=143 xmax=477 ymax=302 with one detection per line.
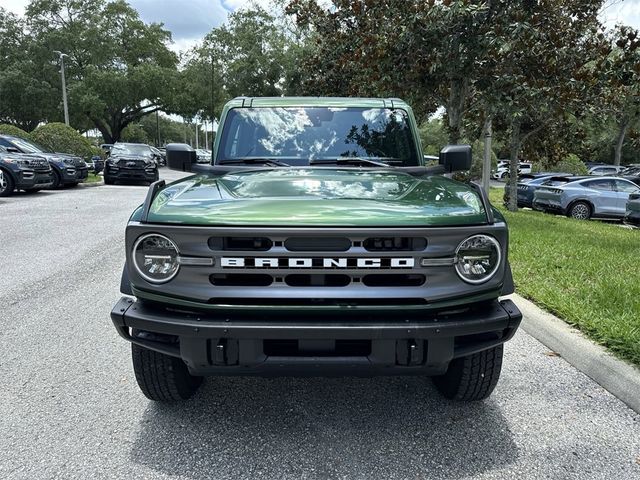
xmin=60 ymin=166 xmax=88 ymax=184
xmin=624 ymin=210 xmax=640 ymax=226
xmin=16 ymin=171 xmax=54 ymax=190
xmin=111 ymin=297 xmax=522 ymax=376
xmin=105 ymin=166 xmax=157 ymax=182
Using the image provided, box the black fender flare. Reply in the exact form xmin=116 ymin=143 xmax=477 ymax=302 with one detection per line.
xmin=120 ymin=262 xmax=133 ymax=295
xmin=501 ymin=260 xmax=515 ymax=296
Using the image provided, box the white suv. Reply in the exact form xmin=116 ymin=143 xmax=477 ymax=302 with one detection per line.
xmin=493 ymin=162 xmax=533 ymax=179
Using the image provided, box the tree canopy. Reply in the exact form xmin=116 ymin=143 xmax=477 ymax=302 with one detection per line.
xmin=1 ymin=0 xmax=639 ymax=192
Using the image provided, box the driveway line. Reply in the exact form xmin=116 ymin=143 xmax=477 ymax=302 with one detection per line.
xmin=508 ymin=293 xmax=640 ymax=414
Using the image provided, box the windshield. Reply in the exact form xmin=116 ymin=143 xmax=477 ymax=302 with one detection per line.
xmin=9 ymin=137 xmax=49 ymax=154
xmin=111 ymin=144 xmax=152 ymax=157
xmin=217 ymin=107 xmax=419 ymax=166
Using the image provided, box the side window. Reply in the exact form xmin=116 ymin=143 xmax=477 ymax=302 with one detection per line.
xmin=0 ymin=138 xmax=11 ymax=148
xmin=615 ymin=180 xmax=640 ymax=194
xmin=583 ymin=179 xmax=614 ymax=191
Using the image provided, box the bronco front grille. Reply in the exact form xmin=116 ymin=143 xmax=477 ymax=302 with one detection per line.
xmin=127 ymin=224 xmax=509 ymax=307
xmin=202 ymin=233 xmax=429 ymax=294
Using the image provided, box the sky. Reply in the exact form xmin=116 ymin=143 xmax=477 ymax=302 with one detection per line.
xmin=0 ymin=0 xmax=269 ymax=52
xmin=3 ymin=0 xmax=640 ymax=52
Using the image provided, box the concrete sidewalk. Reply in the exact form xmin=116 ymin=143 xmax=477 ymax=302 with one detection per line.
xmin=508 ymin=293 xmax=640 ymax=414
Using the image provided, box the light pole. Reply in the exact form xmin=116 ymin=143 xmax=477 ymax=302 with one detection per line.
xmin=53 ymin=50 xmax=70 ymax=126
xmin=155 ymin=110 xmax=160 ymax=147
xmin=195 ymin=117 xmax=199 ymax=149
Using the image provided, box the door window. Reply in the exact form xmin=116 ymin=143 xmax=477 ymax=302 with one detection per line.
xmin=615 ymin=179 xmax=640 ymax=194
xmin=583 ymin=179 xmax=614 ymax=190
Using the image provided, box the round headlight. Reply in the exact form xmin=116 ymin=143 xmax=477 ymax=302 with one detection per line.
xmin=455 ymin=234 xmax=501 ymax=284
xmin=133 ymin=234 xmax=180 ymax=283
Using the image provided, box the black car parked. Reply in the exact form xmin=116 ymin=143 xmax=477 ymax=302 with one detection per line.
xmin=0 ymin=145 xmax=53 ymax=196
xmin=104 ymin=143 xmax=159 ymax=185
xmin=0 ymin=135 xmax=88 ymax=188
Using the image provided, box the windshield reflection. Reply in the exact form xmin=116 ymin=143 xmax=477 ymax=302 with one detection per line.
xmin=218 ymin=107 xmax=419 ymax=166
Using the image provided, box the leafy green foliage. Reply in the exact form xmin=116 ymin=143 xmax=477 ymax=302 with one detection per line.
xmin=534 ymin=153 xmax=588 ymax=175
xmin=175 ymin=6 xmax=301 ymax=120
xmin=31 ymin=122 xmax=96 ymax=159
xmin=17 ymin=0 xmax=179 ymax=142
xmin=489 ymin=188 xmax=640 ymax=367
xmin=0 ymin=124 xmax=33 ymax=141
xmin=418 ymin=118 xmax=449 ymax=156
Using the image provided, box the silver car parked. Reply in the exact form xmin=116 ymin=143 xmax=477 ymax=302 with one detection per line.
xmin=533 ymin=176 xmax=640 ymax=220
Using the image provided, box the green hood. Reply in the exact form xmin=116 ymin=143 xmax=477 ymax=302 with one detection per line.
xmin=146 ymin=169 xmax=488 ymax=227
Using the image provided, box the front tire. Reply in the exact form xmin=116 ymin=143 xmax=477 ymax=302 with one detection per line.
xmin=568 ymin=201 xmax=591 ymax=220
xmin=131 ymin=342 xmax=202 ymax=402
xmin=51 ymin=169 xmax=62 ymax=189
xmin=432 ymin=345 xmax=503 ymax=401
xmin=104 ymin=176 xmax=115 ymax=185
xmin=0 ymin=172 xmax=15 ymax=197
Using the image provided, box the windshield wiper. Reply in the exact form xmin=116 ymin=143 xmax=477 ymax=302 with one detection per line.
xmin=219 ymin=158 xmax=291 ymax=167
xmin=309 ymin=157 xmax=395 ymax=168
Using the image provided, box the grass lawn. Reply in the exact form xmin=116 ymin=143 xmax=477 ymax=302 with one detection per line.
xmin=84 ymin=173 xmax=103 ymax=184
xmin=489 ymin=188 xmax=640 ymax=367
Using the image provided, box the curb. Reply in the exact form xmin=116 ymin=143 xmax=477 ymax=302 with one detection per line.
xmin=507 ymin=293 xmax=640 ymax=414
xmin=78 ymin=180 xmax=104 ymax=188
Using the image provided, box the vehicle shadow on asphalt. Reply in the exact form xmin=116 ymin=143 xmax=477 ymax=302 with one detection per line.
xmin=130 ymin=376 xmax=517 ymax=478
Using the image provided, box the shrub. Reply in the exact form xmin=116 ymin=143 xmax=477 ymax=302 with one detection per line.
xmin=535 ymin=153 xmax=588 ymax=175
xmin=0 ymin=124 xmax=32 ymax=141
xmin=31 ymin=123 xmax=95 ymax=159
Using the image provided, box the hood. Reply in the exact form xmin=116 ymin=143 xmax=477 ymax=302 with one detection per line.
xmin=146 ymin=168 xmax=488 ymax=227
xmin=32 ymin=152 xmax=85 ymax=166
xmin=111 ymin=154 xmax=152 ymax=161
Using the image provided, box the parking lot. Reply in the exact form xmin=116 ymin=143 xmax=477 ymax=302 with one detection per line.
xmin=1 ymin=170 xmax=639 ymax=480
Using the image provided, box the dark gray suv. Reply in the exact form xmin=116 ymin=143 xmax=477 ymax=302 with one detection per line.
xmin=0 ymin=135 xmax=88 ymax=188
xmin=0 ymin=145 xmax=53 ymax=196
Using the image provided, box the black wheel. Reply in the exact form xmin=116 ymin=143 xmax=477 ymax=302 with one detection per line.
xmin=568 ymin=201 xmax=591 ymax=220
xmin=433 ymin=345 xmax=503 ymax=401
xmin=153 ymin=170 xmax=159 ymax=182
xmin=0 ymin=171 xmax=14 ymax=197
xmin=131 ymin=342 xmax=202 ymax=401
xmin=51 ymin=169 xmax=62 ymax=189
xmin=104 ymin=176 xmax=115 ymax=185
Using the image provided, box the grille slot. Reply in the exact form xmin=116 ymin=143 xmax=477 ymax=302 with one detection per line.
xmin=209 ymin=237 xmax=273 ymax=251
xmin=362 ymin=274 xmax=426 ymax=287
xmin=285 ymin=274 xmax=350 ymax=287
xmin=117 ymin=159 xmax=145 ymax=167
xmin=363 ymin=237 xmax=427 ymax=251
xmin=208 ymin=298 xmax=427 ymax=306
xmin=210 ymin=274 xmax=273 ymax=287
xmin=284 ymin=237 xmax=351 ymax=251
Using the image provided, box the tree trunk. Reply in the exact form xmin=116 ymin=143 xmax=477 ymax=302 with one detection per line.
xmin=614 ymin=117 xmax=630 ymax=166
xmin=507 ymin=119 xmax=521 ymax=212
xmin=446 ymin=78 xmax=469 ymax=144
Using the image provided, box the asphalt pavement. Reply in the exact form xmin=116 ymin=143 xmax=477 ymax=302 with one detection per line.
xmin=0 ymin=170 xmax=639 ymax=480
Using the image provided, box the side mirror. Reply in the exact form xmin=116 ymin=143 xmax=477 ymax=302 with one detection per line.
xmin=166 ymin=143 xmax=196 ymax=172
xmin=6 ymin=147 xmax=21 ymax=154
xmin=439 ymin=144 xmax=472 ymax=173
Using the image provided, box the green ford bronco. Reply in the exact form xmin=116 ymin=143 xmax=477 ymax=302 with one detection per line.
xmin=111 ymin=97 xmax=522 ymax=402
